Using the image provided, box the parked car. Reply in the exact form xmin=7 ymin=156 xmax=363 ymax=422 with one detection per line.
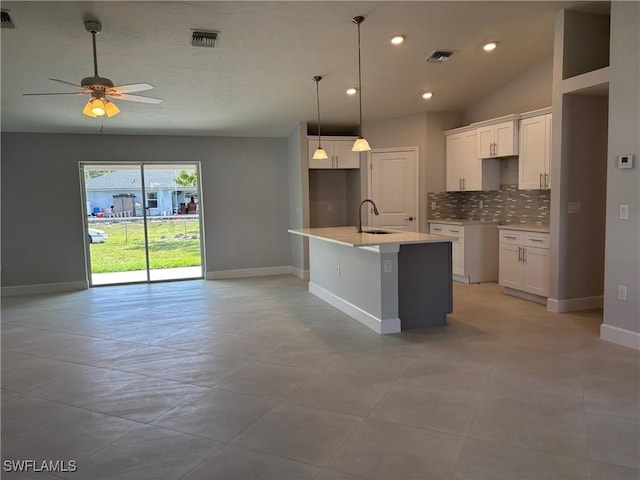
xmin=88 ymin=228 xmax=108 ymax=244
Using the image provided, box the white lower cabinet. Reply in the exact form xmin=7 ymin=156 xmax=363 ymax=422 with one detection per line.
xmin=429 ymin=222 xmax=498 ymax=283
xmin=499 ymin=228 xmax=549 ymax=300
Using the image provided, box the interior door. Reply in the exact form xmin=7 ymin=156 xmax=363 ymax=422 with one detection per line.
xmin=369 ymin=148 xmax=418 ymax=231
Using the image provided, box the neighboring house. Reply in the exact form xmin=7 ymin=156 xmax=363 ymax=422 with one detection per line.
xmin=84 ymin=169 xmax=198 ymax=216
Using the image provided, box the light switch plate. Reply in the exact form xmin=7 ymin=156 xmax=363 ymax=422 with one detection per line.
xmin=620 ymin=204 xmax=629 ymax=220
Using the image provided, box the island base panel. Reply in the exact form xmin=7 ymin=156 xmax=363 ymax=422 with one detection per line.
xmin=398 ymin=242 xmax=453 ymax=329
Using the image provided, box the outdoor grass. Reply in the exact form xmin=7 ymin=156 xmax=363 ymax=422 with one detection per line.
xmin=89 ymin=218 xmax=201 ymax=273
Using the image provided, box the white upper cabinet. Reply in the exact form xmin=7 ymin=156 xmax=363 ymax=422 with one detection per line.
xmin=477 ymin=120 xmax=518 ymax=158
xmin=519 ymin=113 xmax=552 ymax=190
xmin=446 ymin=129 xmax=499 ymax=192
xmin=308 ymin=137 xmax=360 ymax=169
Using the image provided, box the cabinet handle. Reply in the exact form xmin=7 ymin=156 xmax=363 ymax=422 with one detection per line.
xmin=530 ymin=238 xmax=544 ymax=243
xmin=335 ymin=155 xmax=339 ymax=168
xmin=540 ymin=173 xmax=543 ymax=188
xmin=504 ymin=235 xmax=518 ymax=240
xmin=519 ymin=246 xmax=523 ymax=262
xmin=522 ymin=248 xmax=527 ymax=263
xmin=544 ymin=173 xmax=549 ymax=188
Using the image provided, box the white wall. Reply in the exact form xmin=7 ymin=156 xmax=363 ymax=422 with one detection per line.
xmin=603 ymin=1 xmax=640 ymax=337
xmin=286 ymin=122 xmax=309 ymax=275
xmin=1 ymin=133 xmax=290 ymax=287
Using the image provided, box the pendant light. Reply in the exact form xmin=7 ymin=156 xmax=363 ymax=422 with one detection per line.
xmin=352 ymin=16 xmax=371 ymax=152
xmin=312 ymin=75 xmax=329 ymax=160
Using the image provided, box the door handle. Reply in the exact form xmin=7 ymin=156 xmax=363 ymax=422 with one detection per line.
xmin=404 ymin=216 xmax=414 ymax=221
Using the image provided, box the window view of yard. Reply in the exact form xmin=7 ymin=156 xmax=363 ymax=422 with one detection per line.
xmin=88 ymin=218 xmax=201 ymax=273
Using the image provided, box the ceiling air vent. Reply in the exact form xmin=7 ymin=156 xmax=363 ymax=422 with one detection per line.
xmin=1 ymin=11 xmax=15 ymax=29
xmin=426 ymin=50 xmax=454 ymax=63
xmin=191 ymin=30 xmax=219 ymax=48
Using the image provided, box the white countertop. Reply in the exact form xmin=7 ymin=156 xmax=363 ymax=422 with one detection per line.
xmin=289 ymin=226 xmax=455 ymax=247
xmin=498 ymin=224 xmax=550 ymax=233
xmin=428 ymin=219 xmax=499 ymax=226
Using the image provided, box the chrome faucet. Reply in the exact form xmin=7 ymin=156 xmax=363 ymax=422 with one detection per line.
xmin=357 ymin=199 xmax=379 ymax=233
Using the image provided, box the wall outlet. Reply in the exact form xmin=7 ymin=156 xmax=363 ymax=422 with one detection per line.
xmin=620 ymin=204 xmax=629 ymax=220
xmin=568 ymin=201 xmax=581 ymax=214
xmin=335 ymin=264 xmax=341 ymax=277
xmin=430 ymin=201 xmax=437 ymax=210
xmin=383 ymin=260 xmax=392 ymax=273
xmin=617 ymin=285 xmax=627 ymax=301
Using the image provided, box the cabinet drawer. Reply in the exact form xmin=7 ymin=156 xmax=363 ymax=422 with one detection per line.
xmin=524 ymin=233 xmax=550 ymax=249
xmin=499 ymin=230 xmax=522 ymax=245
xmin=429 ymin=224 xmax=448 ymax=235
xmin=445 ymin=226 xmax=465 ymax=238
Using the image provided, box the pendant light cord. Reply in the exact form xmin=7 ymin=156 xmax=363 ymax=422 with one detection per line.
xmin=314 ymin=76 xmax=323 ymax=148
xmin=355 ymin=17 xmax=364 ymax=138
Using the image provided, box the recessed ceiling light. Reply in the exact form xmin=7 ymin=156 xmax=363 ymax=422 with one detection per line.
xmin=346 ymin=87 xmax=357 ymax=95
xmin=422 ymin=92 xmax=433 ymax=99
xmin=483 ymin=41 xmax=498 ymax=52
xmin=390 ymin=35 xmax=405 ymax=45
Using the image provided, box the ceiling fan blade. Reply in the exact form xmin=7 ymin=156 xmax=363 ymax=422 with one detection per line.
xmin=48 ymin=78 xmax=83 ymax=88
xmin=108 ymin=83 xmax=154 ymax=94
xmin=23 ymin=92 xmax=86 ymax=96
xmin=108 ymin=93 xmax=163 ymax=104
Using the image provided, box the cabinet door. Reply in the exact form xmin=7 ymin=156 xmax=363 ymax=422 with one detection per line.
xmin=522 ymin=246 xmax=549 ymax=296
xmin=518 ymin=116 xmax=547 ymax=190
xmin=451 ymin=237 xmax=465 ymax=276
xmin=308 ymin=139 xmax=333 ymax=169
xmin=544 ymin=114 xmax=552 ymax=189
xmin=429 ymin=223 xmax=447 ymax=235
xmin=494 ymin=121 xmax=517 ymax=156
xmin=499 ymin=243 xmax=522 ymax=289
xmin=461 ymin=131 xmax=482 ymax=191
xmin=333 ymin=140 xmax=360 ymax=169
xmin=446 ymin=134 xmax=465 ymax=191
xmin=477 ymin=125 xmax=494 ymax=158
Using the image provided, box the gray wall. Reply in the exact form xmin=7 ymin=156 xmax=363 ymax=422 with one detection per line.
xmin=603 ymin=1 xmax=640 ymax=334
xmin=1 ymin=133 xmax=290 ymax=287
xmin=286 ymin=122 xmax=309 ymax=274
xmin=464 ymin=57 xmax=554 ymax=125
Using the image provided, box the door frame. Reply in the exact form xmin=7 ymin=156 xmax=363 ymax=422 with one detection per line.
xmin=366 ymin=146 xmax=420 ymax=231
xmin=79 ymin=161 xmax=205 ymax=286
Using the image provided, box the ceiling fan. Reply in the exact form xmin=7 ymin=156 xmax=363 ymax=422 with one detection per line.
xmin=23 ymin=20 xmax=162 ymax=118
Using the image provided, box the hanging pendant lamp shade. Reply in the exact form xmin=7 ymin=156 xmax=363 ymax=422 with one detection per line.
xmin=352 ymin=16 xmax=371 ymax=152
xmin=312 ymin=75 xmax=329 ymax=160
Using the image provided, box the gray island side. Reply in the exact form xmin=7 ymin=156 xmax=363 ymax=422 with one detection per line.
xmin=288 ymin=227 xmax=455 ymax=334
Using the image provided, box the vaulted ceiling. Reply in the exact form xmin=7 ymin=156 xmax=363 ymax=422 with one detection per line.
xmin=1 ymin=1 xmax=591 ymax=137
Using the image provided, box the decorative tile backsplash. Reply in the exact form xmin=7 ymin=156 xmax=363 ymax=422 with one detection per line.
xmin=427 ymin=185 xmax=550 ymax=225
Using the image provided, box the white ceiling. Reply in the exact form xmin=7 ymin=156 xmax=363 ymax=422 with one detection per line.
xmin=1 ymin=1 xmax=592 ymax=137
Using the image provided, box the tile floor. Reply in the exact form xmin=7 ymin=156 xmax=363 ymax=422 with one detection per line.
xmin=2 ymin=276 xmax=638 ymax=479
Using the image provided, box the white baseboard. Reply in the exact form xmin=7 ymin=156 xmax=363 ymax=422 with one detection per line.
xmin=308 ymin=282 xmax=401 ymax=334
xmin=1 ymin=281 xmax=89 ymax=297
xmin=547 ymin=295 xmax=604 ymax=313
xmin=600 ymin=324 xmax=640 ymax=351
xmin=290 ymin=267 xmax=310 ymax=280
xmin=206 ymin=266 xmax=293 ymax=280
xmin=452 ymin=274 xmax=470 ymax=284
xmin=504 ymin=287 xmax=547 ymax=305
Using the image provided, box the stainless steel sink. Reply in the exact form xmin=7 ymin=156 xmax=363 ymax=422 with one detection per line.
xmin=363 ymin=230 xmax=394 ymax=234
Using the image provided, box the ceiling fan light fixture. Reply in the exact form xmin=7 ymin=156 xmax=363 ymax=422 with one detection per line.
xmin=82 ymin=99 xmax=98 ymax=117
xmin=104 ymin=99 xmax=120 ymax=117
xmin=90 ymin=97 xmax=106 ymax=116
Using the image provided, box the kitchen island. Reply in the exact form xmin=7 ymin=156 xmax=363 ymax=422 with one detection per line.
xmin=289 ymin=226 xmax=455 ymax=334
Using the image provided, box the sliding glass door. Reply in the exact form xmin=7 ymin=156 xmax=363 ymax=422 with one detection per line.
xmin=81 ymin=162 xmax=204 ymax=286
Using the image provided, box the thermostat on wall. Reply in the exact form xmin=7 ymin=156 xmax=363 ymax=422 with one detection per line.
xmin=617 ymin=154 xmax=634 ymax=169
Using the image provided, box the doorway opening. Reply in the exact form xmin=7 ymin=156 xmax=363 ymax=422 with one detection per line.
xmin=81 ymin=162 xmax=204 ymax=286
